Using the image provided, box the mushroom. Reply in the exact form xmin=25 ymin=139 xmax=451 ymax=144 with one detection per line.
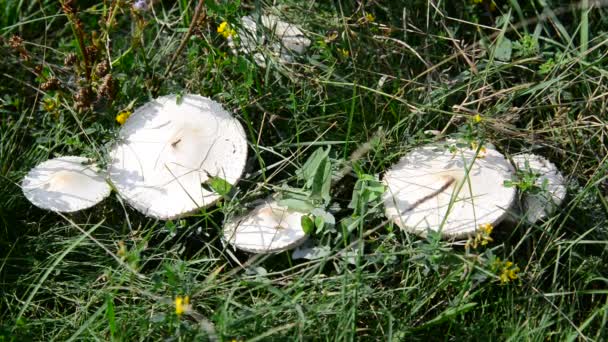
xmin=383 ymin=143 xmax=516 ymax=238
xmin=511 ymin=153 xmax=566 ymax=223
xmin=223 ymin=200 xmax=308 ymax=253
xmin=108 ymin=94 xmax=248 ymax=220
xmin=21 ymin=156 xmax=111 ymax=212
xmin=229 ymin=13 xmax=311 ymax=66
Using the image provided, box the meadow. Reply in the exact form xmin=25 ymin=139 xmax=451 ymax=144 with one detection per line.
xmin=1 ymin=0 xmax=608 ymax=340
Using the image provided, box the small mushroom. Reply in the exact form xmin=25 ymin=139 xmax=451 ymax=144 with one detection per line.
xmin=108 ymin=94 xmax=248 ymax=220
xmin=223 ymin=201 xmax=308 ymax=253
xmin=21 ymin=156 xmax=111 ymax=212
xmin=229 ymin=14 xmax=311 ymax=66
xmin=383 ymin=143 xmax=516 ymax=238
xmin=512 ymin=153 xmax=566 ymax=223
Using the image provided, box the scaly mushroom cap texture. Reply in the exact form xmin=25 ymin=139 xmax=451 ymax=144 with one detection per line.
xmin=229 ymin=14 xmax=311 ymax=66
xmin=383 ymin=143 xmax=516 ymax=238
xmin=223 ymin=201 xmax=308 ymax=253
xmin=22 ymin=156 xmax=111 ymax=212
xmin=109 ymin=94 xmax=248 ymax=220
xmin=512 ymin=153 xmax=566 ymax=223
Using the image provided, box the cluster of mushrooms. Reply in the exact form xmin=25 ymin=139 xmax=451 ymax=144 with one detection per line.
xmin=22 ymin=92 xmax=567 ymax=254
xmin=21 ymin=16 xmax=567 ymax=254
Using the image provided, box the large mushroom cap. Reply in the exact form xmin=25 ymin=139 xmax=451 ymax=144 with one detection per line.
xmin=512 ymin=153 xmax=566 ymax=223
xmin=22 ymin=156 xmax=111 ymax=212
xmin=223 ymin=201 xmax=308 ymax=253
xmin=109 ymin=94 xmax=248 ymax=220
xmin=383 ymin=143 xmax=516 ymax=238
xmin=230 ymin=14 xmax=311 ymax=66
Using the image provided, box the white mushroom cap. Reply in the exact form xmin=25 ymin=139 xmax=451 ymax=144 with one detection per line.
xmin=223 ymin=201 xmax=308 ymax=253
xmin=512 ymin=153 xmax=566 ymax=223
xmin=108 ymin=94 xmax=248 ymax=220
xmin=21 ymin=156 xmax=111 ymax=212
xmin=229 ymin=14 xmax=311 ymax=66
xmin=383 ymin=143 xmax=516 ymax=238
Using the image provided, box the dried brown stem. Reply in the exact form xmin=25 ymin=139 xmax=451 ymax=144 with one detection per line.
xmin=163 ymin=0 xmax=206 ymax=79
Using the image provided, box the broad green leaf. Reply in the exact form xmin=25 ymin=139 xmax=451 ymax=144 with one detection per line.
xmin=297 ymin=147 xmax=330 ymax=189
xmin=494 ymin=37 xmax=512 ymax=62
xmin=205 ymin=175 xmax=232 ymax=197
xmin=301 ymin=215 xmax=314 ymax=235
xmin=292 ymin=245 xmax=331 ymax=260
xmin=314 ymin=215 xmax=324 ymax=231
xmin=278 ymin=198 xmax=314 ymax=212
xmin=311 ymin=157 xmax=331 ymax=202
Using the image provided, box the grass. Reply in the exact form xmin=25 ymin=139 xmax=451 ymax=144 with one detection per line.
xmin=1 ymin=0 xmax=608 ymax=340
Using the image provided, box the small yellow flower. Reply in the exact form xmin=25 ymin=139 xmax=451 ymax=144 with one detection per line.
xmin=472 ymin=0 xmax=484 ymax=4
xmin=507 ymin=267 xmax=520 ymax=280
xmin=480 ymin=223 xmax=493 ymax=235
xmin=175 ymin=295 xmax=191 ymax=316
xmin=115 ymin=110 xmax=131 ymax=125
xmin=470 ymin=142 xmax=487 ymax=158
xmin=473 ymin=114 xmax=482 ymax=123
xmin=338 ymin=48 xmax=350 ymax=57
xmin=492 ymin=258 xmax=520 ymax=284
xmin=466 ymin=222 xmax=494 ymax=249
xmin=42 ymin=97 xmax=57 ymax=112
xmin=325 ymin=30 xmax=339 ymax=43
xmin=217 ymin=21 xmax=228 ymax=33
xmin=365 ymin=13 xmax=375 ymax=23
xmin=217 ymin=21 xmax=236 ymax=39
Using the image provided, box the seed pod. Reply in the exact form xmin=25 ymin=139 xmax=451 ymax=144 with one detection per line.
xmin=84 ymin=45 xmax=98 ymax=62
xmin=98 ymin=74 xmax=116 ymax=100
xmin=74 ymin=87 xmax=93 ymax=111
xmin=41 ymin=77 xmax=60 ymax=91
xmin=64 ymin=53 xmax=77 ymax=67
xmin=94 ymin=60 xmax=109 ymax=77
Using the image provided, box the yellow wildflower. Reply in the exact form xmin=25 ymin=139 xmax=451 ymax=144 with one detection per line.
xmin=338 ymin=48 xmax=350 ymax=57
xmin=507 ymin=267 xmax=520 ymax=280
xmin=470 ymin=141 xmax=487 ymax=158
xmin=42 ymin=97 xmax=57 ymax=113
xmin=473 ymin=114 xmax=482 ymax=123
xmin=217 ymin=21 xmax=236 ymax=39
xmin=492 ymin=258 xmax=520 ymax=284
xmin=175 ymin=295 xmax=191 ymax=316
xmin=365 ymin=13 xmax=375 ymax=23
xmin=472 ymin=0 xmax=483 ymax=4
xmin=480 ymin=223 xmax=493 ymax=235
xmin=499 ymin=271 xmax=509 ymax=284
xmin=115 ymin=110 xmax=131 ymax=125
xmin=466 ymin=223 xmax=494 ymax=249
xmin=325 ymin=30 xmax=339 ymax=43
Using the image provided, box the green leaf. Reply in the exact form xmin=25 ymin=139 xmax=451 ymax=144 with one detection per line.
xmin=314 ymin=215 xmax=324 ymax=231
xmin=311 ymin=157 xmax=332 ymax=202
xmin=298 ymin=147 xmax=330 ymax=189
xmin=494 ymin=37 xmax=512 ymax=62
xmin=204 ymin=175 xmax=232 ymax=197
xmin=301 ymin=215 xmax=315 ymax=235
xmin=278 ymin=198 xmax=314 ymax=212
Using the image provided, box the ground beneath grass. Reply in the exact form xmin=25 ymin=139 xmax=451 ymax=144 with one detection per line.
xmin=1 ymin=0 xmax=608 ymax=340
